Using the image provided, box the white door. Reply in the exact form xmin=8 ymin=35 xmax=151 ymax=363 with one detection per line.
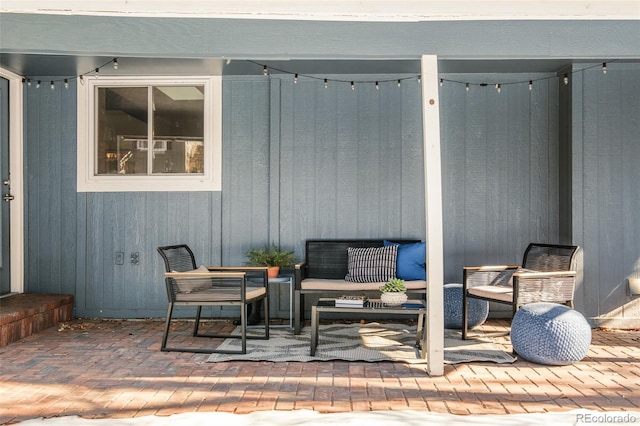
xmin=0 ymin=77 xmax=11 ymax=295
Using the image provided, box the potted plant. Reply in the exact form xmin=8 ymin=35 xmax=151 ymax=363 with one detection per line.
xmin=245 ymin=244 xmax=296 ymax=278
xmin=379 ymin=278 xmax=408 ymax=305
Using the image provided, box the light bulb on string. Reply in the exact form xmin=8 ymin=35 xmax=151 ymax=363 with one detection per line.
xmin=79 ymin=75 xmax=84 ymax=85
xmin=397 ymin=80 xmax=401 ymax=88
xmin=351 ymin=81 xmax=355 ymax=91
xmin=64 ymin=79 xmax=69 ymax=89
xmin=294 ymin=74 xmax=298 ymax=84
xmin=375 ymin=81 xmax=379 ymax=90
xmin=113 ymin=58 xmax=118 ymax=70
xmin=50 ymin=81 xmax=55 ymax=90
xmin=465 ymin=83 xmax=470 ymax=92
xmin=529 ymin=80 xmax=533 ymax=91
xmin=95 ymin=68 xmax=100 ymax=79
xmin=439 ymin=78 xmax=442 ymax=86
xmin=27 ymin=79 xmax=31 ymax=87
xmin=602 ymin=63 xmax=607 ymax=74
xmin=36 ymin=80 xmax=41 ymax=88
xmin=263 ymin=65 xmax=268 ymax=76
xmin=563 ymin=74 xmax=569 ymax=85
xmin=324 ymin=79 xmax=328 ymax=89
xmin=495 ymin=83 xmax=501 ymax=93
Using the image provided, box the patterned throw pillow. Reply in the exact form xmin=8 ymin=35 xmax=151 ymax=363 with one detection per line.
xmin=344 ymin=245 xmax=398 ymax=283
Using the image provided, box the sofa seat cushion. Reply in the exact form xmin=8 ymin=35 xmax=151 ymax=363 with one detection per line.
xmin=301 ymin=278 xmax=427 ymax=291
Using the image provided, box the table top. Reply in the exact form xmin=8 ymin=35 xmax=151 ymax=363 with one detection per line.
xmin=315 ymin=298 xmax=425 ymax=312
xmin=268 ymin=276 xmax=292 ymax=283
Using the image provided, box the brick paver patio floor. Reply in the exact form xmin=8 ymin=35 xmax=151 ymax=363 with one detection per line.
xmin=0 ymin=318 xmax=638 ymax=424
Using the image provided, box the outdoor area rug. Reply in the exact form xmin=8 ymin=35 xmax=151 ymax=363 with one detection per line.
xmin=206 ymin=323 xmax=516 ymax=364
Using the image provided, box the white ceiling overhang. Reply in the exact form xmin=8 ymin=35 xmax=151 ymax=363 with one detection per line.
xmin=1 ymin=0 xmax=639 ymax=21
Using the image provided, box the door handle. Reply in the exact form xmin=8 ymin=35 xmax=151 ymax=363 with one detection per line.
xmin=3 ymin=193 xmax=14 ymax=202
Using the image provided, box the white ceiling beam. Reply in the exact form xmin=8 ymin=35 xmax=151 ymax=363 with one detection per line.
xmin=1 ymin=1 xmax=639 ymax=21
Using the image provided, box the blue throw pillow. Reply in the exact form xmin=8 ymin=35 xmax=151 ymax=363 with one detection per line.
xmin=384 ymin=240 xmax=426 ymax=281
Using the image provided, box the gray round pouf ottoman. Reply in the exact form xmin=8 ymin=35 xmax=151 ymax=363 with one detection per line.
xmin=511 ymin=302 xmax=592 ymax=365
xmin=444 ymin=283 xmax=489 ymax=329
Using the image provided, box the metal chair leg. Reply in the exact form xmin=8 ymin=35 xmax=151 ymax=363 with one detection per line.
xmin=193 ymin=305 xmax=203 ymax=336
xmin=161 ymin=303 xmax=175 ymax=351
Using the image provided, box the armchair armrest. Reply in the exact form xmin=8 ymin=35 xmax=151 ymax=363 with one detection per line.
xmin=164 ymin=271 xmax=249 ymax=301
xmin=512 ymin=270 xmax=577 ymax=305
xmin=513 ymin=270 xmax=576 ymax=278
xmin=294 ymin=262 xmax=307 ymax=290
xmin=463 ymin=265 xmax=520 ymax=272
xmin=205 ymin=266 xmax=268 ymax=287
xmin=463 ymin=265 xmax=519 ymax=290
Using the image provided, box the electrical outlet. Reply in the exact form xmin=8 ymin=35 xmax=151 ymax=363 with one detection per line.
xmin=115 ymin=252 xmax=124 ymax=265
xmin=131 ymin=252 xmax=140 ymax=265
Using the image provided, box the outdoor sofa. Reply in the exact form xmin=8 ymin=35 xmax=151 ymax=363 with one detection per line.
xmin=293 ymin=239 xmax=427 ymax=334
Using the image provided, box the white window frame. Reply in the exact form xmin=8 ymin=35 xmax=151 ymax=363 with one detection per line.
xmin=77 ymin=75 xmax=222 ymax=192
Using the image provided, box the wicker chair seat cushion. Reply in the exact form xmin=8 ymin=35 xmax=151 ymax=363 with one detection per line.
xmin=174 ymin=286 xmax=266 ymax=302
xmin=511 ymin=302 xmax=591 ymax=365
xmin=467 ymin=285 xmax=513 ymax=303
xmin=301 ymin=278 xmax=427 ymax=291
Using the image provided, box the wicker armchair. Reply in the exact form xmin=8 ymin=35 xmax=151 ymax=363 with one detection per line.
xmin=462 ymin=243 xmax=580 ymax=340
xmin=157 ymin=244 xmax=269 ymax=354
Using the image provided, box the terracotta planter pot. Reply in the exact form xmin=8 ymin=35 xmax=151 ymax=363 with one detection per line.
xmin=267 ymin=266 xmax=280 ymax=279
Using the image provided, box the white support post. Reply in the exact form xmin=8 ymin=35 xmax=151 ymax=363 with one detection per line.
xmin=420 ymin=55 xmax=444 ymax=376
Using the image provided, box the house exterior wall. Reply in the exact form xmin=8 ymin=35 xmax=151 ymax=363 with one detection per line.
xmin=22 ymin=70 xmax=587 ymax=321
xmin=571 ymin=63 xmax=640 ymax=327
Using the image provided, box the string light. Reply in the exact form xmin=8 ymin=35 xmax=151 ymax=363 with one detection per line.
xmin=19 ymin=57 xmax=616 ymax=94
xmin=21 ymin=57 xmax=118 ymax=90
xmin=294 ymin=73 xmax=298 ymax=84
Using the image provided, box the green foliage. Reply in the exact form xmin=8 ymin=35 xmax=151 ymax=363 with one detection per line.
xmin=245 ymin=244 xmax=296 ymax=267
xmin=379 ymin=278 xmax=406 ymax=293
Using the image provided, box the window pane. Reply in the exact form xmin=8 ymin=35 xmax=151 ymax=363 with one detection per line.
xmin=96 ymin=86 xmax=148 ymax=175
xmin=152 ymin=86 xmax=204 ymax=174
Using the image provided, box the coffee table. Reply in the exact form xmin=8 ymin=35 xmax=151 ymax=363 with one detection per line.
xmin=310 ymin=298 xmax=426 ymax=356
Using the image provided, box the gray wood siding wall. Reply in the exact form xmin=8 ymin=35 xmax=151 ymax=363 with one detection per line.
xmin=572 ymin=63 xmax=640 ymax=323
xmin=440 ymin=74 xmax=561 ymax=283
xmin=22 ymin=69 xmax=640 ymax=324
